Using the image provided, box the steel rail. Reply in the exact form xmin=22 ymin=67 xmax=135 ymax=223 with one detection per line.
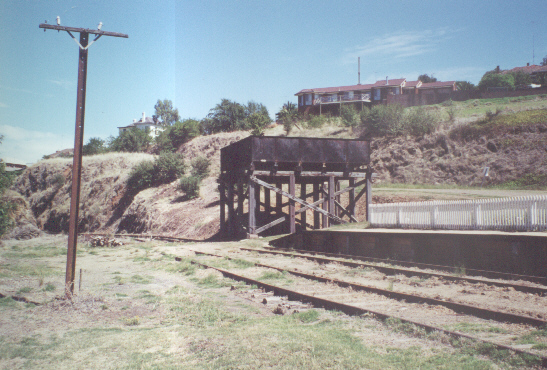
xmin=262 ymin=245 xmax=547 ymax=285
xmin=191 ymin=251 xmax=547 ymax=327
xmin=186 ymin=259 xmax=547 ymax=367
xmin=241 ymin=248 xmax=547 ymax=296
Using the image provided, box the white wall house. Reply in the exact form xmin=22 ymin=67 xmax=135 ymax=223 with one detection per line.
xmin=117 ymin=112 xmax=165 ymax=138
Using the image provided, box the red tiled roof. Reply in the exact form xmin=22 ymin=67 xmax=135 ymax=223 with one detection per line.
xmin=373 ymin=78 xmax=406 ymax=87
xmin=419 ymin=81 xmax=455 ymax=89
xmin=501 ymin=65 xmax=544 ymax=75
xmin=295 ymin=83 xmax=376 ymax=95
xmin=403 ymin=80 xmax=422 ymax=88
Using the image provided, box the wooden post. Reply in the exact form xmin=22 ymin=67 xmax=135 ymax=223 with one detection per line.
xmin=300 ymin=182 xmax=306 ymax=231
xmin=276 ymin=180 xmax=283 ymax=232
xmin=227 ymin=182 xmax=235 ymax=237
xmin=264 ymin=186 xmax=271 ymax=216
xmin=289 ymin=173 xmax=296 ymax=234
xmin=328 ymin=176 xmax=335 ymax=227
xmin=219 ymin=182 xmax=226 ymax=237
xmin=248 ymin=179 xmax=256 ymax=237
xmin=237 ymin=177 xmax=244 ymax=225
xmin=321 ymin=182 xmax=328 ymax=228
xmin=313 ymin=182 xmax=320 ymax=229
xmin=349 ymin=178 xmax=356 ymax=222
xmin=335 ymin=180 xmax=341 ymax=217
xmin=366 ymin=170 xmax=372 ymax=222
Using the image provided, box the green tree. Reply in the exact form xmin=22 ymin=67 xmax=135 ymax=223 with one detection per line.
xmin=244 ymin=101 xmax=271 ymax=131
xmin=541 ymin=56 xmax=547 ymax=66
xmin=510 ymin=71 xmax=531 ymax=87
xmin=418 ymin=74 xmax=437 ymax=83
xmin=276 ymin=101 xmax=298 ymax=135
xmin=109 ymin=127 xmax=151 ymax=152
xmin=456 ymin=81 xmax=476 ymax=91
xmin=82 ymin=137 xmax=106 ymax=155
xmin=247 ymin=112 xmax=271 ymax=136
xmin=478 ymin=72 xmax=515 ymax=91
xmin=205 ymin=99 xmax=247 ymax=133
xmin=154 ymin=99 xmax=180 ymax=126
xmin=169 ymin=119 xmax=201 ymax=148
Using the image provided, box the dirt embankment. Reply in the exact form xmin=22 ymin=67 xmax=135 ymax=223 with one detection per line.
xmin=5 ymin=120 xmax=547 ymax=240
xmin=6 ymin=133 xmax=247 ymax=240
xmin=371 ymin=126 xmax=547 ymax=186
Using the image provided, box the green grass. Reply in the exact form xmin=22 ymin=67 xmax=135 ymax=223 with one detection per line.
xmin=130 ymin=275 xmax=153 ymax=284
xmin=445 ymin=322 xmax=509 ymax=334
xmin=16 ymin=287 xmax=33 ymax=294
xmin=449 ymin=108 xmax=547 ymax=141
xmin=3 ymin=244 xmax=66 ymax=259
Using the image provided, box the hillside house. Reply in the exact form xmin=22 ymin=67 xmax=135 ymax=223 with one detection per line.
xmin=296 ymin=78 xmax=456 ymax=114
xmin=117 ymin=112 xmax=165 ymax=138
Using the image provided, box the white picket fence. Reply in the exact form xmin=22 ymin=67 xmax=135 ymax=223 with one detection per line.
xmin=370 ymin=196 xmax=547 ymax=232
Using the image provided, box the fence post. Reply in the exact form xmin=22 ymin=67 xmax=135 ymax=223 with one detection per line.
xmin=473 ymin=204 xmax=482 ymax=230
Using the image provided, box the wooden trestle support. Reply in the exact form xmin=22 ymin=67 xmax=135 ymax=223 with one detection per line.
xmin=219 ymin=169 xmax=372 ymax=239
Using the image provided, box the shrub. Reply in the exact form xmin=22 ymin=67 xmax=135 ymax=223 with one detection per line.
xmin=364 ymin=104 xmax=405 ymax=136
xmin=127 ymin=160 xmax=155 ymax=191
xmin=306 ymin=114 xmax=327 ymax=128
xmin=190 ymin=156 xmax=211 ymax=179
xmin=169 ymin=119 xmax=201 ymax=148
xmin=340 ymin=104 xmax=359 ymax=127
xmin=478 ymin=73 xmax=515 ymax=91
xmin=127 ymin=152 xmax=186 ymax=192
xmin=404 ymin=106 xmax=437 ymax=136
xmin=109 ymin=127 xmax=151 ymax=152
xmin=180 ymin=175 xmax=200 ymax=199
xmin=82 ymin=137 xmax=107 ymax=156
xmin=154 ymin=152 xmax=186 ymax=184
xmin=247 ymin=112 xmax=270 ymax=136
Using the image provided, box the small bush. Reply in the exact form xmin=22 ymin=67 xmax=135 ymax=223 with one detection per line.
xmin=190 ymin=156 xmax=211 ymax=179
xmin=127 ymin=160 xmax=155 ymax=191
xmin=180 ymin=176 xmax=200 ymax=198
xmin=306 ymin=114 xmax=327 ymax=128
xmin=363 ymin=104 xmax=405 ymax=136
xmin=154 ymin=152 xmax=186 ymax=184
xmin=127 ymin=153 xmax=185 ymax=192
xmin=340 ymin=104 xmax=359 ymax=127
xmin=404 ymin=106 xmax=437 ymax=136
xmin=50 ymin=174 xmax=65 ymax=189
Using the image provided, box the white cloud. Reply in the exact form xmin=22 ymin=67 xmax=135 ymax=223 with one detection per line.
xmin=0 ymin=124 xmax=74 ymax=165
xmin=48 ymin=79 xmax=74 ymax=90
xmin=342 ymin=28 xmax=450 ymax=65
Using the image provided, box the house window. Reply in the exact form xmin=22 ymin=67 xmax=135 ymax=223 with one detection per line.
xmin=305 ymin=94 xmax=312 ymax=105
xmin=374 ymin=89 xmax=381 ymax=100
xmin=298 ymin=95 xmax=303 ymax=106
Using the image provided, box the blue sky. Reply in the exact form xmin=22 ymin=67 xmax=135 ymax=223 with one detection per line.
xmin=1 ymin=0 xmax=546 ymax=164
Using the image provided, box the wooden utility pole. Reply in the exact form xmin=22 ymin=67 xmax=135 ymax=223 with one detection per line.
xmin=39 ymin=22 xmax=128 ymax=297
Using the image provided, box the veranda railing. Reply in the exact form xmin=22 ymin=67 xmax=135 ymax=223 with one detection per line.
xmin=370 ymin=196 xmax=547 ymax=231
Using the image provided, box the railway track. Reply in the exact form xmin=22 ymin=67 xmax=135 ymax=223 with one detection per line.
xmin=85 ymin=232 xmax=547 ymax=366
xmin=241 ymin=247 xmax=547 ymax=296
xmin=261 ymin=245 xmax=547 ymax=286
xmin=179 ymin=252 xmax=547 ymax=367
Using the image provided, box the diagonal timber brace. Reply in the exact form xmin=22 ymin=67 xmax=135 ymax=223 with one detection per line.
xmin=250 ymin=176 xmax=347 ymax=224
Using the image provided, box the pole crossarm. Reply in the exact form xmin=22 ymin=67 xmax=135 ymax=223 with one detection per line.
xmin=39 ymin=24 xmax=128 ymax=38
xmin=250 ymin=176 xmax=347 ymax=224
